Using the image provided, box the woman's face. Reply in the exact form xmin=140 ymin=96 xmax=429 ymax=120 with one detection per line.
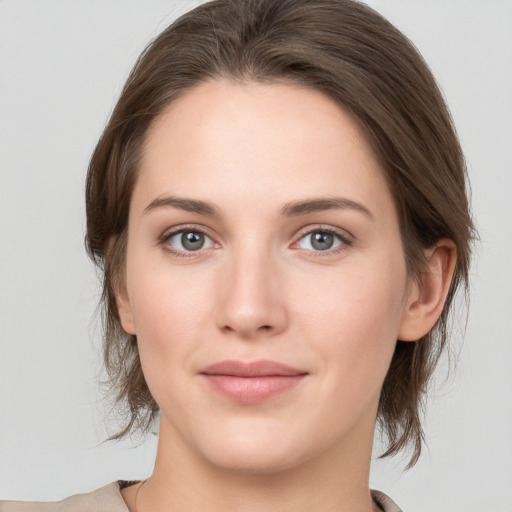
xmin=118 ymin=80 xmax=416 ymax=473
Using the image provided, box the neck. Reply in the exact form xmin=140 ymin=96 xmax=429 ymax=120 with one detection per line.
xmin=133 ymin=414 xmax=378 ymax=512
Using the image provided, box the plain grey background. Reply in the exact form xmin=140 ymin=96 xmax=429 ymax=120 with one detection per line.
xmin=1 ymin=1 xmax=511 ymax=510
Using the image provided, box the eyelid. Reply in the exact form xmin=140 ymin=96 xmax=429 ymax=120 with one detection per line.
xmin=295 ymin=224 xmax=353 ymax=241
xmin=159 ymin=223 xmax=216 ymax=239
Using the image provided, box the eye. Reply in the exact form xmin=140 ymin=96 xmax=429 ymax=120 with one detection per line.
xmin=162 ymin=228 xmax=216 ymax=256
xmin=295 ymin=228 xmax=348 ymax=253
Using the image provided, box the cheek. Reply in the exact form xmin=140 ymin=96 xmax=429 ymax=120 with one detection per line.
xmin=294 ymin=257 xmax=407 ymax=384
xmin=125 ymin=251 xmax=215 ymax=368
xmin=125 ymin=263 xmax=218 ymax=414
xmin=137 ymin=291 xmax=206 ymax=340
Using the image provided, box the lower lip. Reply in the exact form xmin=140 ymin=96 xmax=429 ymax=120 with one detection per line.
xmin=202 ymin=375 xmax=306 ymax=403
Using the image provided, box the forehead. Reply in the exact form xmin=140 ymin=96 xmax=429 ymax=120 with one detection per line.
xmin=135 ymin=79 xmax=394 ymax=221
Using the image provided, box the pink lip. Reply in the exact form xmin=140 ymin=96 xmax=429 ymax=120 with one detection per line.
xmin=200 ymin=360 xmax=308 ymax=403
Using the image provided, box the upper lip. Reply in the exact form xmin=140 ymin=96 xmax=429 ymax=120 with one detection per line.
xmin=200 ymin=360 xmax=307 ymax=377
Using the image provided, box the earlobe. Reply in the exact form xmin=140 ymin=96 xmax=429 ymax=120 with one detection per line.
xmin=398 ymin=239 xmax=457 ymax=342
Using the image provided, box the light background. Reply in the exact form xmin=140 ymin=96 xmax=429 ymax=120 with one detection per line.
xmin=0 ymin=1 xmax=511 ymax=511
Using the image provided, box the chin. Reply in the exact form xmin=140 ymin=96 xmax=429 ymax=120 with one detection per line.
xmin=192 ymin=422 xmax=318 ymax=476
xmin=205 ymin=445 xmax=305 ymax=476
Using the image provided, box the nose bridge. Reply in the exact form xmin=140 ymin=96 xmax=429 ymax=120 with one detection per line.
xmin=216 ymin=237 xmax=287 ymax=338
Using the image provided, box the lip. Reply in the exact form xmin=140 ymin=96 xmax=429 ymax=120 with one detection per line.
xmin=200 ymin=360 xmax=308 ymax=403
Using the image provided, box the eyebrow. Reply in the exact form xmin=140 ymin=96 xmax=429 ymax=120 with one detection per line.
xmin=143 ymin=195 xmax=374 ymax=220
xmin=144 ymin=196 xmax=221 ymax=216
xmin=279 ymin=197 xmax=374 ymax=220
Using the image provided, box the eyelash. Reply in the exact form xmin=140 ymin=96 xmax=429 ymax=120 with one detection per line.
xmin=292 ymin=226 xmax=352 ymax=258
xmin=158 ymin=224 xmax=352 ymax=259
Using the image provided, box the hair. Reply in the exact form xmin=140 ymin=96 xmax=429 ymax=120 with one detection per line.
xmin=85 ymin=0 xmax=474 ymax=467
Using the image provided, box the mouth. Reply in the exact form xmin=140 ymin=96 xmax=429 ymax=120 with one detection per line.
xmin=200 ymin=360 xmax=308 ymax=404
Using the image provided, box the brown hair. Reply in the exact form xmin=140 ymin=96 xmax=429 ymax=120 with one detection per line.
xmin=85 ymin=0 xmax=474 ymax=467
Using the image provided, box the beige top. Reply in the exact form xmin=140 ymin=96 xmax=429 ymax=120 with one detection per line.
xmin=0 ymin=483 xmax=403 ymax=512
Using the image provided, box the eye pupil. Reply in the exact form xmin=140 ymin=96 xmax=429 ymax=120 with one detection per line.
xmin=311 ymin=232 xmax=334 ymax=251
xmin=182 ymin=231 xmax=204 ymax=251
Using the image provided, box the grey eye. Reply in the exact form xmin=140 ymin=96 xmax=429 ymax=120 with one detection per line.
xmin=167 ymin=230 xmax=214 ymax=252
xmin=297 ymin=230 xmax=343 ymax=251
xmin=181 ymin=231 xmax=205 ymax=251
xmin=311 ymin=232 xmax=334 ymax=250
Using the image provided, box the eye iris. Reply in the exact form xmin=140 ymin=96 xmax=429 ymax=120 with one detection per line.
xmin=311 ymin=231 xmax=334 ymax=250
xmin=181 ymin=231 xmax=204 ymax=251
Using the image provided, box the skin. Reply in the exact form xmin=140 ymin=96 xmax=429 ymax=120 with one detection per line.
xmin=117 ymin=80 xmax=456 ymax=512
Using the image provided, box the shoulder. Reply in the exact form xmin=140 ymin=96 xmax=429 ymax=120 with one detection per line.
xmin=1 ymin=485 xmax=400 ymax=512
xmin=371 ymin=489 xmax=404 ymax=512
xmin=0 ymin=483 xmax=129 ymax=512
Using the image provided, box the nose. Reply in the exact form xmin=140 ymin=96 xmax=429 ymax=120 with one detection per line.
xmin=216 ymin=246 xmax=288 ymax=340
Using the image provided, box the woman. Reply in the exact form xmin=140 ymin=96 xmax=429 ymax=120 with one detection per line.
xmin=0 ymin=0 xmax=474 ymax=511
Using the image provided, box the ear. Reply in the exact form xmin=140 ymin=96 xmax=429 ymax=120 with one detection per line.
xmin=106 ymin=234 xmax=137 ymax=336
xmin=398 ymin=239 xmax=457 ymax=342
xmin=116 ymin=279 xmax=136 ymax=335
